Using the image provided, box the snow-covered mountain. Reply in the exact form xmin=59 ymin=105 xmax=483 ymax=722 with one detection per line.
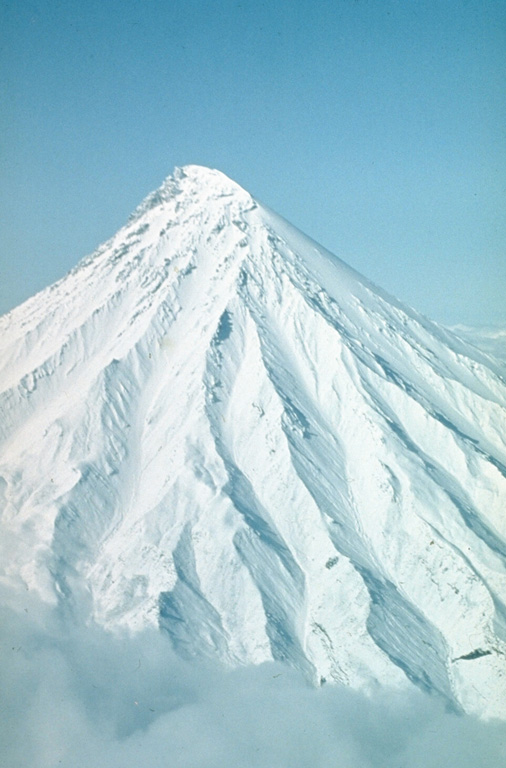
xmin=1 ymin=165 xmax=505 ymax=719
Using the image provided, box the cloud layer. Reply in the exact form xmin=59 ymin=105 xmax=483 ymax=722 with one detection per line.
xmin=1 ymin=594 xmax=505 ymax=768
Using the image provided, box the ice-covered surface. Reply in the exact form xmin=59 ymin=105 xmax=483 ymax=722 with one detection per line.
xmin=1 ymin=165 xmax=505 ymax=719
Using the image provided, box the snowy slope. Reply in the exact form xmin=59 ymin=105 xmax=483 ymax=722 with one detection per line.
xmin=1 ymin=165 xmax=505 ymax=719
xmin=451 ymin=324 xmax=506 ymax=367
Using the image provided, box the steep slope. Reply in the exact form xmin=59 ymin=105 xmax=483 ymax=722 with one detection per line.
xmin=1 ymin=165 xmax=505 ymax=718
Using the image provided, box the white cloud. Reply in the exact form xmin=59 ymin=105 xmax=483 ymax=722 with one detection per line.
xmin=1 ymin=593 xmax=505 ymax=768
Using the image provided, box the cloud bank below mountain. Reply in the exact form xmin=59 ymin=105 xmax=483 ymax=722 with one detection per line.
xmin=2 ymin=593 xmax=505 ymax=768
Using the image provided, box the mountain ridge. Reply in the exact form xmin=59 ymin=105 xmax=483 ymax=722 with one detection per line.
xmin=1 ymin=165 xmax=505 ymax=719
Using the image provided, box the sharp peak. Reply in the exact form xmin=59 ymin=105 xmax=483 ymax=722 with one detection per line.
xmin=176 ymin=164 xmax=235 ymax=181
xmin=172 ymin=164 xmax=252 ymax=196
xmin=129 ymin=164 xmax=252 ymax=223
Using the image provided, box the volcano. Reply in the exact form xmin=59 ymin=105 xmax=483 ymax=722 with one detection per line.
xmin=1 ymin=165 xmax=505 ymax=719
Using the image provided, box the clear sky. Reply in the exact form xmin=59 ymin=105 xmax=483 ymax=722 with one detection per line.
xmin=1 ymin=0 xmax=505 ymax=326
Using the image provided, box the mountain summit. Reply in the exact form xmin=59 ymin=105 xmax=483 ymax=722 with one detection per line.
xmin=1 ymin=166 xmax=505 ymax=718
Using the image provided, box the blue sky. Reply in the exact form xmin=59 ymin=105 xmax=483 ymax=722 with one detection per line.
xmin=1 ymin=0 xmax=505 ymax=325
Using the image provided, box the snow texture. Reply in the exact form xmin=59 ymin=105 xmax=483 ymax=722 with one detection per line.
xmin=1 ymin=165 xmax=505 ymax=719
